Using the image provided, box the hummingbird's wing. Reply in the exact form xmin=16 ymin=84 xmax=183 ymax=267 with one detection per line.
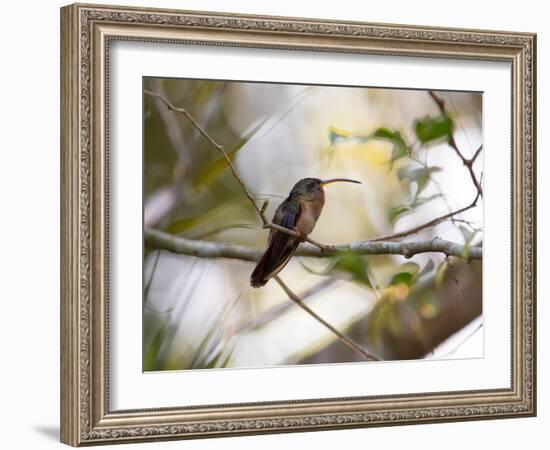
xmin=250 ymin=199 xmax=301 ymax=287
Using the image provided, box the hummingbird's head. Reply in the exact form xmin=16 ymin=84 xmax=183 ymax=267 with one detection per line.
xmin=290 ymin=177 xmax=361 ymax=201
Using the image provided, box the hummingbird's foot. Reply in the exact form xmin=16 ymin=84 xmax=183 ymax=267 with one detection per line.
xmin=293 ymin=227 xmax=308 ymax=242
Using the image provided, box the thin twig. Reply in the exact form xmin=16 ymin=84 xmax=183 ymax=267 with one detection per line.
xmin=367 ymin=93 xmax=483 ymax=243
xmin=145 ymin=89 xmax=377 ymax=361
xmin=446 ymin=92 xmax=474 ymax=154
xmin=274 ymin=276 xmax=381 ymax=361
xmin=471 ymin=145 xmax=483 ymax=163
xmin=409 ymin=154 xmax=457 ymax=224
xmin=428 ymin=91 xmax=483 ymax=198
xmin=370 ymin=191 xmax=481 ymax=242
xmin=236 ymin=278 xmax=337 ymax=334
xmin=144 ymin=89 xmax=327 ymax=250
xmin=145 ymin=228 xmax=483 ymax=260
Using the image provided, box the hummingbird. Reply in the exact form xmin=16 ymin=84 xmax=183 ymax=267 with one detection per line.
xmin=250 ymin=177 xmax=361 ymax=288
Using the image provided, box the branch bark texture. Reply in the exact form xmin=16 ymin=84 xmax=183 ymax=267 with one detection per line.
xmin=145 ymin=228 xmax=482 ymax=261
xmin=145 ymin=88 xmax=379 ymax=361
xmin=144 ymin=88 xmax=483 ymax=365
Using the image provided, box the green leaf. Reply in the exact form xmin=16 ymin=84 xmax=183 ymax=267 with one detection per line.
xmin=398 ymin=262 xmax=421 ymax=275
xmin=328 ymin=128 xmax=342 ymax=145
xmin=328 ymin=128 xmax=348 ymax=145
xmin=389 ymin=272 xmax=414 ymax=286
xmin=333 ymin=253 xmax=372 ymax=288
xmin=327 ymin=126 xmax=410 ymax=163
xmin=388 ymin=194 xmax=441 ymax=228
xmin=388 ymin=205 xmax=412 ymax=225
xmin=167 ymin=203 xmax=250 ymax=236
xmin=418 ymin=259 xmax=435 ymax=278
xmin=299 ymin=255 xmax=372 ymax=289
xmin=398 ymin=166 xmax=442 ymax=196
xmin=328 ymin=126 xmax=369 ymax=145
xmin=414 ymin=114 xmax=454 ymax=144
xmin=388 ymin=262 xmax=420 ymax=287
xmin=391 ymin=141 xmax=409 ymax=162
xmin=371 ymin=127 xmax=397 ymax=140
xmin=166 ymin=216 xmax=201 ymax=234
xmin=372 ymin=128 xmax=409 ymax=162
xmin=410 ymin=194 xmax=442 ymax=208
xmin=459 ymin=224 xmax=479 ymax=245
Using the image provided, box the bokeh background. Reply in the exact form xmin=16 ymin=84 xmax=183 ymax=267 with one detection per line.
xmin=143 ymin=77 xmax=483 ymax=371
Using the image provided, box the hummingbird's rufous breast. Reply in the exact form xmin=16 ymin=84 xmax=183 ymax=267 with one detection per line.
xmin=250 ymin=177 xmax=361 ymax=288
xmin=295 ymin=195 xmax=324 ymax=237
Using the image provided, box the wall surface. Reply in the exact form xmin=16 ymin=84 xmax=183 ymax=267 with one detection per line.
xmin=0 ymin=0 xmax=546 ymax=448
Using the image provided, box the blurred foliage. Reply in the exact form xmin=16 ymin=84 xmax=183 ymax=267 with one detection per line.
xmin=328 ymin=116 xmax=453 ymax=228
xmin=143 ymin=78 xmax=264 ymax=235
xmin=143 ymin=267 xmax=237 ymax=371
xmin=414 ymin=113 xmax=454 ymax=144
xmin=299 ymin=253 xmax=373 ymax=289
xmin=143 ymin=79 xmax=483 ymax=370
xmin=329 ymin=126 xmax=410 ymax=164
xmin=301 ymin=257 xmax=482 ymax=363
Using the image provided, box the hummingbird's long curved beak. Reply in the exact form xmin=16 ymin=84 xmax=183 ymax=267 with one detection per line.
xmin=320 ymin=178 xmax=362 ymax=187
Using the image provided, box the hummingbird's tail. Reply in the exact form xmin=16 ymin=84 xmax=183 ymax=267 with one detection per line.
xmin=250 ymin=252 xmax=271 ymax=288
xmin=250 ymin=237 xmax=300 ymax=288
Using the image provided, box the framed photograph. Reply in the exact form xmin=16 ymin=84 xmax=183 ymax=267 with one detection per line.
xmin=60 ymin=3 xmax=536 ymax=446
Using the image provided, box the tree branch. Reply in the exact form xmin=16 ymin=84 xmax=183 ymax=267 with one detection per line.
xmin=145 ymin=228 xmax=482 ymax=260
xmin=428 ymin=91 xmax=483 ymax=198
xmin=370 ymin=191 xmax=481 ymax=242
xmin=236 ymin=278 xmax=338 ymax=335
xmin=145 ymin=88 xmax=378 ymax=361
xmin=367 ymin=93 xmax=483 ymax=243
xmin=274 ymin=276 xmax=381 ymax=361
xmin=144 ymin=89 xmax=326 ymax=250
xmin=471 ymin=144 xmax=483 ymax=163
xmin=144 ymin=88 xmax=484 ymax=365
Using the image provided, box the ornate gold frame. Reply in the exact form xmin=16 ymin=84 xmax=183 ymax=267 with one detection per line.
xmin=60 ymin=3 xmax=536 ymax=446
